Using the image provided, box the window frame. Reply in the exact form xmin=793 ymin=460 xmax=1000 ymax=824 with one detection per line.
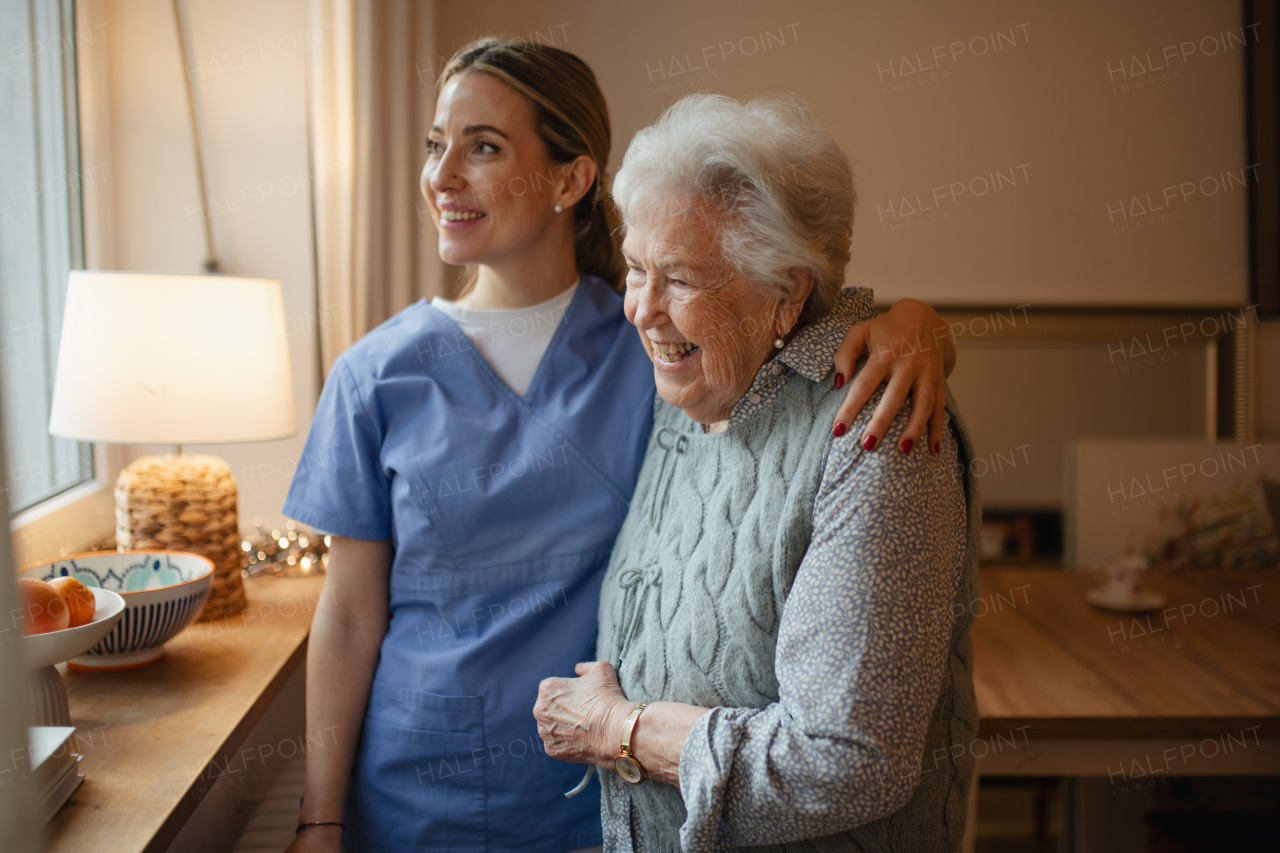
xmin=8 ymin=0 xmax=120 ymax=566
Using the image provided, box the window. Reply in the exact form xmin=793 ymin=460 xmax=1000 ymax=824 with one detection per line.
xmin=0 ymin=0 xmax=93 ymax=515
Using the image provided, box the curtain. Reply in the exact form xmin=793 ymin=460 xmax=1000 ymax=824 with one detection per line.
xmin=307 ymin=0 xmax=445 ymax=379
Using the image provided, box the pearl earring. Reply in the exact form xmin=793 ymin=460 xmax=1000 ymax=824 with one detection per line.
xmin=554 ymin=204 xmax=563 ymax=214
xmin=774 ymin=336 xmax=784 ymax=349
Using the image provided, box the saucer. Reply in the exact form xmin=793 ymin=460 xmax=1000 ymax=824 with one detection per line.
xmin=1086 ymin=587 xmax=1166 ymax=612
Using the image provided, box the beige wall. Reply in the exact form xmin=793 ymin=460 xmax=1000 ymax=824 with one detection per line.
xmin=436 ymin=0 xmax=1249 ymax=309
xmin=434 ymin=0 xmax=1276 ymax=509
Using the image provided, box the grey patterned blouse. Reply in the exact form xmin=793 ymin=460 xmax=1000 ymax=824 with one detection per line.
xmin=594 ymin=287 xmax=981 ymax=852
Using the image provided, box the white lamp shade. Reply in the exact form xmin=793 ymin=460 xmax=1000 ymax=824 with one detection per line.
xmin=49 ymin=271 xmax=297 ymax=444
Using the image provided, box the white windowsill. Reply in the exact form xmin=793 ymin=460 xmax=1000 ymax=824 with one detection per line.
xmin=9 ymin=442 xmax=121 ymax=567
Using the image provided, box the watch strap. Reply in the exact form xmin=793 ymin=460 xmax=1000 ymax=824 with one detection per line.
xmin=620 ymin=703 xmax=648 ymax=753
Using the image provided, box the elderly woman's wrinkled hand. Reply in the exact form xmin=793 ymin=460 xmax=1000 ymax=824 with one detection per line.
xmin=534 ymin=661 xmax=630 ymax=768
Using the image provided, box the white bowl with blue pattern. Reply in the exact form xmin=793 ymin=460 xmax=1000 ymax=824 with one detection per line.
xmin=19 ymin=550 xmax=214 ymax=670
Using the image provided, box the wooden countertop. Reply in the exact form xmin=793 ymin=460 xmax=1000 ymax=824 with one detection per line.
xmin=973 ymin=566 xmax=1280 ymax=740
xmin=43 ymin=573 xmax=326 ymax=853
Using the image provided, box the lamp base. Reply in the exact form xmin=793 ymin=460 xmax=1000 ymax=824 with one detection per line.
xmin=115 ymin=454 xmax=247 ymax=621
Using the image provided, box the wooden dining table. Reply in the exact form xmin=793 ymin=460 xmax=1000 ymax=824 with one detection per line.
xmin=971 ymin=565 xmax=1280 ymax=778
xmin=963 ymin=565 xmax=1280 ymax=850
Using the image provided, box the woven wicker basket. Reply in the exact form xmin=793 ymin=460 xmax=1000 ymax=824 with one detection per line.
xmin=115 ymin=454 xmax=247 ymax=621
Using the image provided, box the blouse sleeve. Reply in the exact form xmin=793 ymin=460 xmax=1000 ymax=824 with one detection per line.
xmin=281 ymin=356 xmax=393 ymax=541
xmin=676 ymin=404 xmax=969 ymax=849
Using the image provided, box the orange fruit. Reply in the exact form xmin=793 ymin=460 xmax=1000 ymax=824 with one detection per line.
xmin=17 ymin=578 xmax=70 ymax=634
xmin=49 ymin=576 xmax=96 ymax=627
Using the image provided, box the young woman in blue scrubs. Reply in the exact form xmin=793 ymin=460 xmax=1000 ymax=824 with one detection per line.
xmin=283 ymin=38 xmax=958 ymax=853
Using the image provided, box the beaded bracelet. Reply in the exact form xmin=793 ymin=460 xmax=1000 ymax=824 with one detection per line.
xmin=296 ymin=821 xmax=345 ymax=834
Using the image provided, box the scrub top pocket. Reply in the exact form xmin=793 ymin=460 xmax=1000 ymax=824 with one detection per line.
xmin=347 ymin=680 xmax=486 ymax=852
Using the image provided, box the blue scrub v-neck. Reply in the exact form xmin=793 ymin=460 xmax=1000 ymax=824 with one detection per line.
xmin=425 ymin=283 xmax=579 ymax=405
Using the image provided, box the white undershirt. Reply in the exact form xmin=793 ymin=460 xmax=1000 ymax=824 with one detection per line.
xmin=431 ymin=282 xmax=578 ymax=396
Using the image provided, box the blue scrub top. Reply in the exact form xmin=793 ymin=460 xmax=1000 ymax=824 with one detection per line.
xmin=283 ymin=276 xmax=655 ymax=852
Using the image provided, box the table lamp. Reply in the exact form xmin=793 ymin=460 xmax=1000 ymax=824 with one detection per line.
xmin=48 ymin=271 xmax=297 ymax=620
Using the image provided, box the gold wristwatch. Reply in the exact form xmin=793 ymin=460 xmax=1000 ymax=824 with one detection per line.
xmin=614 ymin=703 xmax=648 ymax=784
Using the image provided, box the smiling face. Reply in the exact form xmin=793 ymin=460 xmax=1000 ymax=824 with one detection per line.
xmin=421 ymin=72 xmax=568 ymax=274
xmin=623 ymin=198 xmax=805 ymax=426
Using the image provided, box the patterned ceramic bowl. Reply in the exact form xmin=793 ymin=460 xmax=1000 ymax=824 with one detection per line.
xmin=19 ymin=551 xmax=214 ymax=670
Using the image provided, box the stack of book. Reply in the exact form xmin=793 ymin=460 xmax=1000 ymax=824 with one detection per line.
xmin=28 ymin=725 xmax=84 ymax=825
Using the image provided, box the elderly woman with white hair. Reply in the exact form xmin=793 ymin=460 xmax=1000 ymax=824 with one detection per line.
xmin=534 ymin=93 xmax=981 ymax=852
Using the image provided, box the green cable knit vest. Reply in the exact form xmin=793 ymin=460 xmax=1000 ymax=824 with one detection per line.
xmin=596 ymin=360 xmax=980 ymax=852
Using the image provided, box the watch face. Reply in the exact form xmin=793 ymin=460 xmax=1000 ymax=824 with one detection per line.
xmin=616 ymin=755 xmax=644 ymax=784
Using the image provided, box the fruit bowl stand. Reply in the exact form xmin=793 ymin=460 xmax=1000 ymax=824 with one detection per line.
xmin=21 ymin=588 xmax=126 ymax=725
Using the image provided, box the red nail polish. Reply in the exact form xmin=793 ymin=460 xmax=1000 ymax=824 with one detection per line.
xmin=900 ymin=438 xmax=914 ymax=454
xmin=931 ymin=441 xmax=941 ymax=454
xmin=833 ymin=372 xmax=845 ymax=390
xmin=862 ymin=434 xmax=878 ymax=451
xmin=833 ymin=422 xmax=846 ymax=437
